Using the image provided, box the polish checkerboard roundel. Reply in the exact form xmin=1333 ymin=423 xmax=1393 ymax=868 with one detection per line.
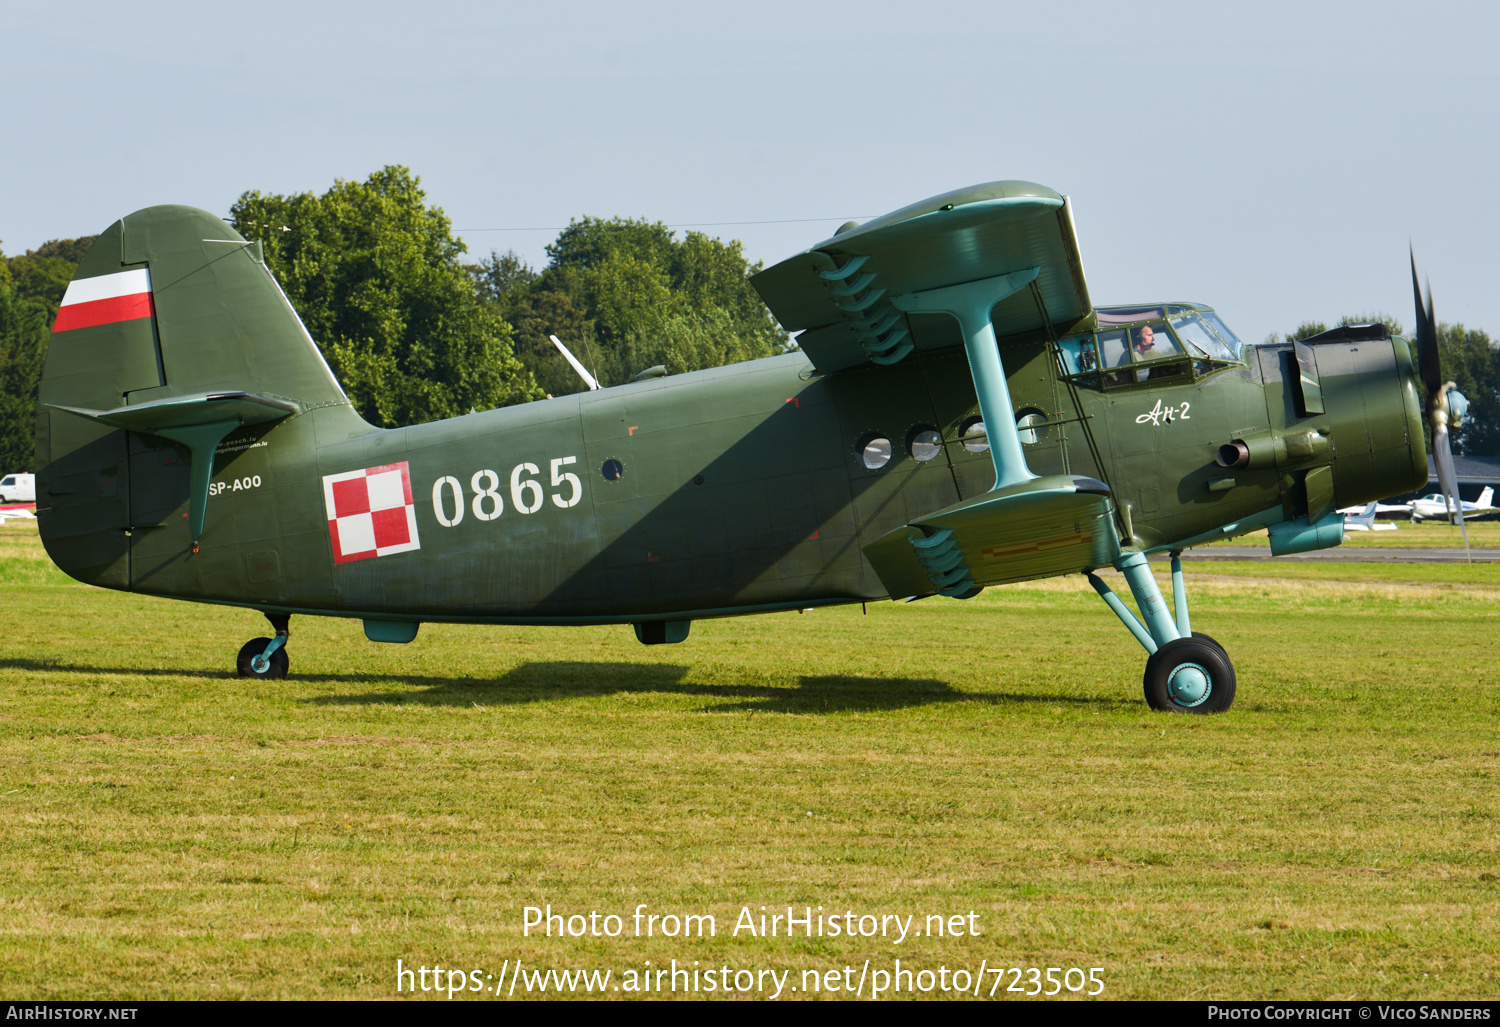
xmin=322 ymin=462 xmax=421 ymax=564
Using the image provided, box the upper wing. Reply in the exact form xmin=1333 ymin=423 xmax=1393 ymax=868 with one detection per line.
xmin=751 ymin=180 xmax=1092 ymax=374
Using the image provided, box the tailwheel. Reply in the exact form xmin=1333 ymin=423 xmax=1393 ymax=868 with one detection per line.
xmin=1143 ymin=635 xmax=1235 ymax=714
xmin=237 ymin=636 xmax=289 ymax=680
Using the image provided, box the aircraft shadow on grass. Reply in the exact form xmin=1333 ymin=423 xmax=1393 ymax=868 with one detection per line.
xmin=0 ymin=658 xmax=1126 ymax=714
xmin=304 ymin=661 xmax=1128 ymax=714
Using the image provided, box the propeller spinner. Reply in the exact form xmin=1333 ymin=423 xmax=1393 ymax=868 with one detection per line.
xmin=1411 ymin=251 xmax=1470 ymax=561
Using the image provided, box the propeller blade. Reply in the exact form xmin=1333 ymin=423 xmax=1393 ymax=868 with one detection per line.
xmin=1432 ymin=426 xmax=1471 ymax=562
xmin=1412 ymin=249 xmax=1441 ymax=396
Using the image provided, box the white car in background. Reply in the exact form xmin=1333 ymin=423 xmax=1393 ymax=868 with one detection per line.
xmin=0 ymin=473 xmax=34 ymax=503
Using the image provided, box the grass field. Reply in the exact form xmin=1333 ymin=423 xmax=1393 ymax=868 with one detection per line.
xmin=0 ymin=522 xmax=1496 ymax=1001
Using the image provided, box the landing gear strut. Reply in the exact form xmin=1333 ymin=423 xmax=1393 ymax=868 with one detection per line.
xmin=1087 ymin=550 xmax=1236 ymax=713
xmin=237 ymin=613 xmax=290 ymax=680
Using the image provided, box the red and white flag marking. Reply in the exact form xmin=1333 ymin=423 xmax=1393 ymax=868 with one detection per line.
xmin=322 ymin=462 xmax=422 ymax=565
xmin=52 ymin=268 xmax=155 ymax=333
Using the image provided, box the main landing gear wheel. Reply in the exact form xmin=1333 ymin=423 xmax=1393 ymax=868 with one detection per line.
xmin=1143 ymin=634 xmax=1235 ymax=714
xmin=1189 ymin=631 xmax=1227 ymax=658
xmin=237 ymin=637 xmax=289 ymax=679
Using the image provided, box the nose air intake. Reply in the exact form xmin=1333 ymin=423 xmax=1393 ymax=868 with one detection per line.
xmin=1215 ymin=439 xmax=1250 ymax=469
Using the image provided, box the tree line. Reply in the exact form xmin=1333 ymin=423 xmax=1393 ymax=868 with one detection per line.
xmin=0 ymin=166 xmax=791 ymax=471
xmin=1 ymin=167 xmax=1498 ymax=473
xmin=0 ymin=236 xmax=91 ymax=471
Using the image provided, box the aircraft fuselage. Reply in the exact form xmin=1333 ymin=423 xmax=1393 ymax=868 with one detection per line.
xmin=50 ymin=314 xmax=1423 ymax=626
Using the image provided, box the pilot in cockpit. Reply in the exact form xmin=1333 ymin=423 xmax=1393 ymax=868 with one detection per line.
xmin=1131 ymin=325 xmax=1157 ymax=379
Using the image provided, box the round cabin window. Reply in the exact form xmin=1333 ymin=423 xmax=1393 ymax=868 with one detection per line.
xmin=1016 ymin=410 xmax=1050 ymax=445
xmin=856 ymin=434 xmax=892 ymax=470
xmin=601 ymin=458 xmax=625 ymax=481
xmin=908 ymin=428 xmax=942 ymax=462
xmin=960 ymin=417 xmax=988 ymax=453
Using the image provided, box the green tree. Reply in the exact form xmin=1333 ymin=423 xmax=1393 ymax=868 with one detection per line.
xmin=0 ymin=280 xmax=48 ymax=472
xmin=0 ymin=236 xmax=97 ymax=472
xmin=614 ymin=307 xmax=791 ymax=385
xmin=469 ymin=250 xmax=538 ymax=319
xmin=505 ymin=290 xmax=598 ymax=399
xmin=482 ymin=216 xmax=789 ymax=395
xmin=6 ymin=237 xmax=96 ymax=324
xmin=231 ymin=166 xmax=541 ymax=427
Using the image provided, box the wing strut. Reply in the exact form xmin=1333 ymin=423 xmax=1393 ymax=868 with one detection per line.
xmin=893 ymin=268 xmax=1040 ymax=490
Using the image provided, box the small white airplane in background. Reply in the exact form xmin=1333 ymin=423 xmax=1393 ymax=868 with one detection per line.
xmin=1410 ymin=486 xmax=1497 ymax=521
xmin=1342 ymin=502 xmax=1398 ymax=532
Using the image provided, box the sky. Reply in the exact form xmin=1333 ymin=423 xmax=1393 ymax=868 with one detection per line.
xmin=4 ymin=0 xmax=1498 ymax=344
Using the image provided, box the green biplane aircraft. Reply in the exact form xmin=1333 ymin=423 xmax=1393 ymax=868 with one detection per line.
xmin=36 ymin=180 xmax=1467 ymax=712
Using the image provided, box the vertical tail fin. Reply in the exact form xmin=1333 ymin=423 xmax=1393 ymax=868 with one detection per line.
xmin=43 ymin=205 xmax=349 ymax=413
xmin=38 ymin=205 xmax=359 ymax=585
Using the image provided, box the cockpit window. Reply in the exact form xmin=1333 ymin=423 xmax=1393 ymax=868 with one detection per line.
xmin=1170 ymin=312 xmax=1237 ymax=362
xmin=1201 ymin=311 xmax=1244 ymax=358
xmin=1103 ymin=323 xmax=1188 ymax=385
xmin=1060 ymin=315 xmax=1227 ymax=388
xmin=1057 ymin=335 xmax=1100 ymax=376
xmin=1129 ymin=324 xmax=1176 ymax=362
xmin=1097 ymin=329 xmax=1130 ymax=371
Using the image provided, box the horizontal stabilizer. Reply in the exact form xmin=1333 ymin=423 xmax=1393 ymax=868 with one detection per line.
xmin=50 ymin=391 xmax=299 ymax=433
xmin=862 ymin=476 xmax=1120 ymax=599
xmin=50 ymin=392 xmax=299 ymax=544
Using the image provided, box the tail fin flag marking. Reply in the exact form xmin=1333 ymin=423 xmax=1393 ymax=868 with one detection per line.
xmin=322 ymin=462 xmax=421 ymax=565
xmin=53 ymin=268 xmax=155 ymax=332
